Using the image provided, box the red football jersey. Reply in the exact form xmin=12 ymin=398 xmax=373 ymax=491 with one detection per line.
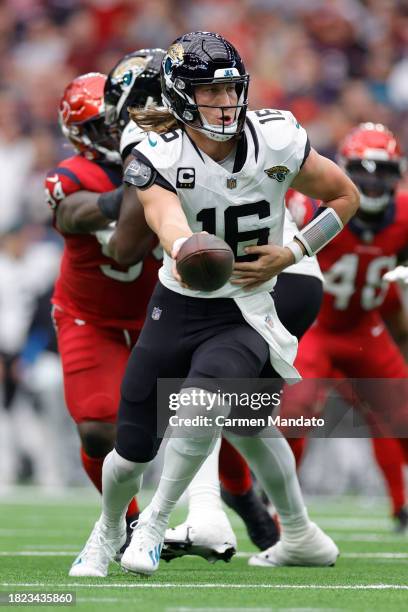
xmin=316 ymin=191 xmax=408 ymax=331
xmin=45 ymin=155 xmax=160 ymax=328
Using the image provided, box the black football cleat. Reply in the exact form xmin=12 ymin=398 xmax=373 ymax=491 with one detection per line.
xmin=221 ymin=485 xmax=280 ymax=550
xmin=393 ymin=506 xmax=408 ymax=533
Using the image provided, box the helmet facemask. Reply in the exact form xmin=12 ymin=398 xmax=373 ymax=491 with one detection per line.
xmin=345 ymin=159 xmax=402 ymax=215
xmin=163 ymin=70 xmax=249 ymax=142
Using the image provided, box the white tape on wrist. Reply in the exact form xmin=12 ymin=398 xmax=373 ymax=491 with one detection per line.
xmin=295 ymin=207 xmax=344 ymax=256
xmin=285 ymin=240 xmax=304 ymax=264
xmin=172 ymin=236 xmax=189 ymax=258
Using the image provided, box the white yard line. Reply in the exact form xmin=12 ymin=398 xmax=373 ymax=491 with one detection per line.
xmin=2 ymin=550 xmax=408 ymax=560
xmin=236 ymin=552 xmax=408 ymax=560
xmin=1 ymin=582 xmax=407 ymax=590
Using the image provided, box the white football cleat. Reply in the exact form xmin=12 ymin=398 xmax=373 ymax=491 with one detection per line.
xmin=248 ymin=522 xmax=339 ymax=567
xmin=69 ymin=518 xmax=126 ymax=577
xmin=121 ymin=507 xmax=166 ymax=576
xmin=162 ymin=511 xmax=237 ymax=563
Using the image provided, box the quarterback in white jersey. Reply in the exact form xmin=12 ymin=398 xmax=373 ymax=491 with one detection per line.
xmin=72 ymin=31 xmax=358 ymax=579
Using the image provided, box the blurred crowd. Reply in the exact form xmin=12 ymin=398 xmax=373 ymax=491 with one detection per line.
xmin=1 ymin=0 xmax=408 ymax=490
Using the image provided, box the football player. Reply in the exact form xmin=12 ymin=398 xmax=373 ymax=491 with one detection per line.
xmin=45 ymin=68 xmax=162 ymax=559
xmin=104 ymin=51 xmax=326 ymax=560
xmin=72 ymin=31 xmax=358 ymax=578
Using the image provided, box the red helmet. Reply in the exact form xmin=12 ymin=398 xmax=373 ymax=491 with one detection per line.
xmin=338 ymin=123 xmax=406 ymax=214
xmin=59 ymin=73 xmax=120 ymax=163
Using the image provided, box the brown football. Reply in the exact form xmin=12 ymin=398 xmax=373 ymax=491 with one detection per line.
xmin=176 ymin=234 xmax=234 ymax=291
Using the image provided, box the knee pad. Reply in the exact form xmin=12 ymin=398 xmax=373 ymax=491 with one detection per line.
xmin=116 ymin=421 xmax=161 ymax=463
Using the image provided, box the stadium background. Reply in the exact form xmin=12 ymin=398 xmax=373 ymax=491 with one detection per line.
xmin=0 ymin=0 xmax=407 ymax=502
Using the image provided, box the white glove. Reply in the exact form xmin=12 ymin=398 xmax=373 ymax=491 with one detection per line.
xmin=383 ymin=265 xmax=408 ymax=285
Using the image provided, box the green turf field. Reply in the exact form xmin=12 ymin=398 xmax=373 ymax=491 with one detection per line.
xmin=0 ymin=487 xmax=407 ymax=611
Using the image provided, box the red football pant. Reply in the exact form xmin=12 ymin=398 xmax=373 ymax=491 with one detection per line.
xmin=54 ymin=309 xmax=140 ymax=514
xmin=54 ymin=309 xmax=139 ymax=424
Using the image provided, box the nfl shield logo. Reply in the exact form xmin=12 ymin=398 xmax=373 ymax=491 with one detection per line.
xmin=265 ymin=314 xmax=274 ymax=329
xmin=151 ymin=306 xmax=162 ymax=321
xmin=226 ymin=177 xmax=237 ymax=189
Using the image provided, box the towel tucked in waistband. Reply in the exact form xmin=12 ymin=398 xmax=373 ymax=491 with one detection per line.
xmin=234 ymin=291 xmax=301 ymax=383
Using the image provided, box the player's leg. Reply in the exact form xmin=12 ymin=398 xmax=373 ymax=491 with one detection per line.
xmin=70 ymin=284 xmax=194 ymax=576
xmin=219 ymin=273 xmax=324 ymax=549
xmin=219 ymin=436 xmax=280 ymax=550
xmin=163 ymin=437 xmax=238 ymax=562
xmin=54 ymin=310 xmax=140 ymax=522
xmin=122 ymin=310 xmax=270 ymax=574
xmin=225 ymin=429 xmax=338 ymax=567
xmin=348 ymin=322 xmax=408 ymax=529
xmin=371 ymin=438 xmax=407 ymax=529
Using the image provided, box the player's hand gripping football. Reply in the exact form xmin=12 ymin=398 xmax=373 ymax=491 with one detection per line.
xmin=231 ymin=244 xmax=295 ymax=290
xmin=171 ymin=236 xmax=190 ymax=288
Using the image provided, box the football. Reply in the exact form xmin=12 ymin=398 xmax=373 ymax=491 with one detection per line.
xmin=176 ymin=234 xmax=234 ymax=291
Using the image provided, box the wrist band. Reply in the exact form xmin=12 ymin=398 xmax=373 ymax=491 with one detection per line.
xmin=295 ymin=207 xmax=344 ymax=256
xmin=285 ymin=240 xmax=304 ymax=264
xmin=172 ymin=237 xmax=189 ymax=258
xmin=97 ymin=186 xmax=124 ymax=220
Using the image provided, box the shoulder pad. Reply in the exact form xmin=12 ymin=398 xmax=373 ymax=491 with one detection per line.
xmin=135 ymin=129 xmax=183 ymax=171
xmin=120 ymin=121 xmax=146 ymax=156
xmin=248 ymin=109 xmax=301 ymax=149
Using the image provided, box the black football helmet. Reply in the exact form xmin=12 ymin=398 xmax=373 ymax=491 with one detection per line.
xmin=161 ymin=31 xmax=249 ymax=141
xmin=104 ymin=48 xmax=165 ymax=131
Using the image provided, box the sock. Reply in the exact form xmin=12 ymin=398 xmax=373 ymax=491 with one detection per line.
xmin=287 ymin=438 xmax=306 ymax=468
xmin=371 ymin=438 xmax=406 ymax=515
xmin=101 ymin=449 xmax=145 ymax=530
xmin=149 ymin=434 xmax=219 ymax=526
xmin=398 ymin=438 xmax=408 ymax=465
xmin=80 ymin=447 xmax=103 ymax=493
xmin=224 ymin=430 xmax=309 ymax=540
xmin=187 ymin=437 xmax=222 ymax=516
xmin=126 ymin=498 xmax=139 ymax=519
xmin=81 ymin=447 xmax=139 ymax=518
xmin=219 ymin=437 xmax=252 ymax=495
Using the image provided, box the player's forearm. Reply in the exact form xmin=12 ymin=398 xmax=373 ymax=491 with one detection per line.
xmin=56 ymin=193 xmax=111 ymax=234
xmin=108 ymin=229 xmax=154 ymax=265
xmin=140 ymin=186 xmax=192 ymax=255
xmin=104 ymin=183 xmax=155 ymax=265
xmin=320 ymin=191 xmax=360 ymax=226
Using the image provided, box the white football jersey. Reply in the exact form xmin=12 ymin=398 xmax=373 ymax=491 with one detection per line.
xmin=120 ymin=120 xmax=145 ymax=159
xmin=131 ymin=109 xmax=316 ymax=297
